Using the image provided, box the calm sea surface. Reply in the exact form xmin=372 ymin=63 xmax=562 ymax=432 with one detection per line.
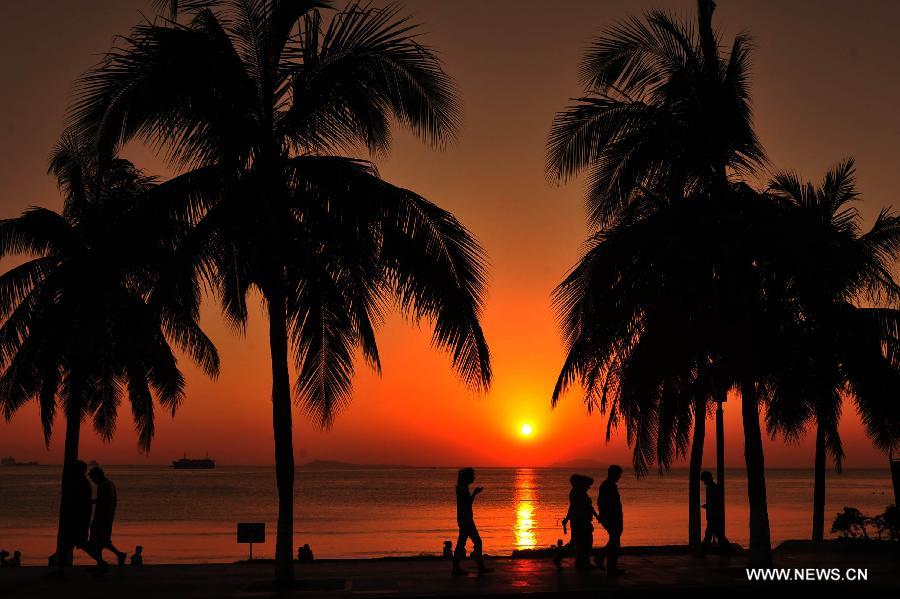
xmin=0 ymin=466 xmax=893 ymax=565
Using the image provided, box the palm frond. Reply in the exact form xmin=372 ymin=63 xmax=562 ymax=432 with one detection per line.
xmin=0 ymin=208 xmax=72 ymax=260
xmin=283 ymin=1 xmax=460 ymax=154
xmin=290 ymin=272 xmax=356 ymax=429
xmin=70 ymin=11 xmax=259 ymax=168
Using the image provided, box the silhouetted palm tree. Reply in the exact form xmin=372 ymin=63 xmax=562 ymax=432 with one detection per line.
xmin=546 ymin=0 xmax=763 ymax=228
xmin=552 ymin=183 xmax=798 ymax=566
xmin=769 ymin=160 xmax=900 ymax=542
xmin=0 ymin=133 xmax=218 ymax=566
xmin=547 ymin=0 xmax=767 ymax=557
xmin=72 ymin=1 xmax=490 ymax=585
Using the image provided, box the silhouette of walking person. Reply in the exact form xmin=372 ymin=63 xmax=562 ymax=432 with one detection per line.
xmin=47 ymin=460 xmax=93 ymax=578
xmin=700 ymin=471 xmax=730 ymax=551
xmin=85 ymin=467 xmax=126 ymax=572
xmin=595 ymin=465 xmax=625 ymax=575
xmin=554 ymin=474 xmax=600 ymax=570
xmin=451 ymin=467 xmax=493 ymax=576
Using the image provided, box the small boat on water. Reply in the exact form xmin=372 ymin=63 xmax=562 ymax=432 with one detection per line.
xmin=172 ymin=453 xmax=215 ymax=469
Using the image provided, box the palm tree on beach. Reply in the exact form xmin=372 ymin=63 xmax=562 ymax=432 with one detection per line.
xmin=551 ymin=184 xmax=798 ymax=567
xmin=547 ymin=0 xmax=767 ymax=558
xmin=768 ymin=160 xmax=900 ymax=542
xmin=72 ymin=1 xmax=491 ymax=586
xmin=0 ymin=133 xmax=219 ymax=568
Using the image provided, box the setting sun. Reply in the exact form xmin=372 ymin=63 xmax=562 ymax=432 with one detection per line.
xmin=519 ymin=423 xmax=534 ymax=437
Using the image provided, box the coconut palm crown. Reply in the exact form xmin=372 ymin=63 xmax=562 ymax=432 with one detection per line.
xmin=71 ymin=1 xmax=490 ymax=585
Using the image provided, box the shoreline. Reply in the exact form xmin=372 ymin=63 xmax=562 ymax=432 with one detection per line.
xmin=3 ymin=464 xmax=895 ymax=470
xmin=220 ymin=539 xmax=900 ymax=563
xmin=3 ymin=541 xmax=898 ymax=598
xmin=6 ymin=539 xmax=896 ymax=566
xmin=5 ymin=539 xmax=892 ymax=568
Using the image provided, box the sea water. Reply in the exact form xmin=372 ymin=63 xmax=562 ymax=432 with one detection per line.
xmin=0 ymin=466 xmax=893 ymax=565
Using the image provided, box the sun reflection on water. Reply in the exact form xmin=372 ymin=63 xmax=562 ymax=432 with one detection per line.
xmin=514 ymin=469 xmax=538 ymax=550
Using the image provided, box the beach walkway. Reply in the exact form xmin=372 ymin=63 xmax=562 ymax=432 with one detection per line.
xmin=2 ymin=543 xmax=898 ymax=598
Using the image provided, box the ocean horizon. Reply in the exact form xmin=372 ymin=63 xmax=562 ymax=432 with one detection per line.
xmin=5 ymin=459 xmax=894 ymax=469
xmin=1 ymin=465 xmax=893 ymax=566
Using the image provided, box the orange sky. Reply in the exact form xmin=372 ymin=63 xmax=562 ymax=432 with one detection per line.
xmin=1 ymin=0 xmax=899 ymax=469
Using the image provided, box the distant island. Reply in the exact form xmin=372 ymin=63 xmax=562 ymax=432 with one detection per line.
xmin=299 ymin=460 xmax=418 ymax=470
xmin=546 ymin=458 xmax=607 ymax=469
xmin=1 ymin=456 xmax=39 ymax=467
xmin=299 ymin=459 xmax=614 ymax=470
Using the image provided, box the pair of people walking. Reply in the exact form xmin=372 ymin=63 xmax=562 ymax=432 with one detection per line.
xmin=554 ymin=465 xmax=624 ymax=574
xmin=450 ymin=465 xmax=625 ymax=577
xmin=51 ymin=462 xmax=125 ymax=577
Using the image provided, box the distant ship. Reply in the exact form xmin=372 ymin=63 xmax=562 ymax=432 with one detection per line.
xmin=172 ymin=453 xmax=215 ymax=469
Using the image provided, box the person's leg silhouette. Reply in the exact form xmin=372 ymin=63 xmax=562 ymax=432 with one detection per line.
xmin=606 ymin=530 xmax=623 ymax=575
xmin=101 ymin=542 xmax=127 ymax=566
xmin=468 ymin=526 xmax=492 ymax=574
xmin=702 ymin=525 xmax=714 ymax=552
xmin=574 ymin=527 xmax=594 ymax=570
xmin=452 ymin=528 xmax=470 ymax=576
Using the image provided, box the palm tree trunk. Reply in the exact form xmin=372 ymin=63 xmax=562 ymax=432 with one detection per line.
xmin=55 ymin=400 xmax=81 ymax=568
xmin=741 ymin=380 xmax=772 ymax=566
xmin=698 ymin=0 xmax=719 ymax=66
xmin=891 ymin=451 xmax=900 ymax=507
xmin=812 ymin=420 xmax=826 ymax=542
xmin=267 ymin=284 xmax=295 ymax=588
xmin=688 ymin=396 xmax=705 ymax=550
xmin=716 ymin=390 xmax=726 ymax=539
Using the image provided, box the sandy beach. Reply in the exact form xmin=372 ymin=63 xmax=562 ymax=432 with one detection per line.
xmin=2 ymin=542 xmax=898 ymax=598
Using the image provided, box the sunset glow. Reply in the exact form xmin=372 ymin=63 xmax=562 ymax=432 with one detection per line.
xmin=513 ymin=469 xmax=538 ymax=550
xmin=0 ymin=0 xmax=894 ymax=471
xmin=2 ymin=2 xmax=900 ymax=591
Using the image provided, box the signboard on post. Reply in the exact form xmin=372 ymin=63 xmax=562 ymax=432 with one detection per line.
xmin=237 ymin=522 xmax=265 ymax=560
